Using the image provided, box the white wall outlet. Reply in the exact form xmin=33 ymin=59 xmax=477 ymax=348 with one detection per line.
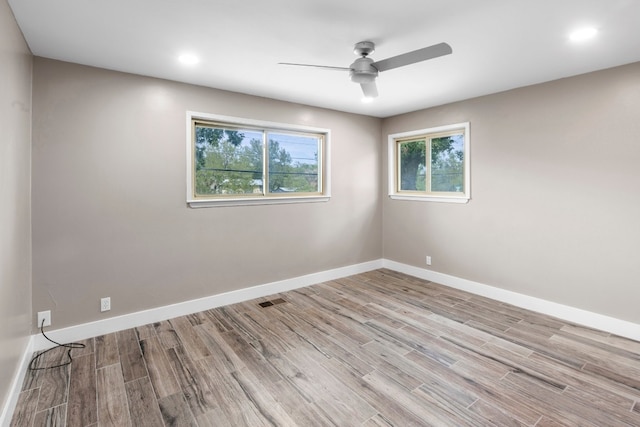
xmin=101 ymin=297 xmax=111 ymax=312
xmin=426 ymin=255 xmax=432 ymax=266
xmin=37 ymin=310 xmax=51 ymax=328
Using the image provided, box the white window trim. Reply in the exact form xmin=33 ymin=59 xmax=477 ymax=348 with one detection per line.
xmin=388 ymin=122 xmax=470 ymax=204
xmin=186 ymin=111 xmax=331 ymax=208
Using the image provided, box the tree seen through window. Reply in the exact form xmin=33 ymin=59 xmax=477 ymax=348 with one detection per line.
xmin=399 ymin=133 xmax=464 ymax=193
xmin=194 ymin=124 xmax=320 ymax=196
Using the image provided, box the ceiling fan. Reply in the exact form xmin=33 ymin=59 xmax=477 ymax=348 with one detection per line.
xmin=280 ymin=41 xmax=452 ymax=99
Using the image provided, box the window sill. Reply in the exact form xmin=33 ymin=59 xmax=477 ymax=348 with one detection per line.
xmin=188 ymin=195 xmax=331 ymax=208
xmin=388 ymin=194 xmax=469 ymax=204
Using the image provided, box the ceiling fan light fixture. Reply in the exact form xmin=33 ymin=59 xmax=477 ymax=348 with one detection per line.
xmin=349 ymin=71 xmax=376 ymax=84
xmin=349 ymin=57 xmax=378 ymax=84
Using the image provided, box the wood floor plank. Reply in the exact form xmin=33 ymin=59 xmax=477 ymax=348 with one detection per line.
xmin=195 ymin=356 xmax=274 ymax=427
xmin=186 ymin=311 xmax=208 ymax=326
xmin=282 ymin=348 xmax=378 ymax=424
xmin=165 ymin=346 xmax=196 ymax=390
xmin=501 ymin=372 xmax=603 ymax=427
xmin=157 ymin=392 xmax=197 ymax=427
xmin=227 ymin=367 xmax=300 ymax=426
xmin=362 ymin=368 xmax=478 ymax=427
xmin=561 ymin=325 xmax=640 ymax=354
xmin=22 ymin=346 xmax=70 ymax=405
xmin=561 ymin=386 xmax=640 ymax=426
xmin=362 ymin=413 xmax=394 ymax=427
xmin=169 ymin=316 xmax=211 ymax=360
xmin=360 ymin=340 xmax=427 ymax=390
xmin=549 ymin=332 xmax=640 ymax=367
xmin=321 ymin=356 xmax=432 ymax=427
xmin=535 ymin=416 xmax=575 ymax=426
xmin=153 ymin=320 xmax=181 ymax=349
xmin=311 ymin=332 xmax=376 ymax=377
xmin=220 ymin=328 xmax=285 ymax=384
xmin=96 ymin=363 xmax=131 ymax=427
xmin=203 ymin=308 xmax=234 ymax=332
xmin=219 ymin=303 xmax=293 ymax=354
xmin=298 ymin=285 xmax=374 ymax=324
xmin=407 ymin=349 xmax=542 ymax=425
xmin=33 ymin=404 xmax=66 ymax=427
xmin=95 ymin=333 xmax=119 ymax=369
xmin=66 ymin=353 xmax=97 ymax=426
xmin=165 ymin=345 xmax=218 ymax=417
xmin=194 ymin=321 xmax=248 ymax=374
xmin=115 ymin=328 xmax=140 ymax=355
xmin=194 ymin=407 xmax=228 ymax=427
xmin=480 ymin=323 xmax=586 ymax=369
xmin=134 ymin=324 xmax=156 ymax=340
xmin=70 ymin=338 xmax=94 ymax=357
xmin=487 ymin=343 xmax=639 ymax=406
xmin=35 ymin=364 xmax=69 ymax=411
xmin=139 ymin=335 xmax=181 ymax=399
xmin=124 ymin=377 xmax=164 ymax=427
xmin=215 ymin=305 xmax=263 ymax=345
xmin=116 ymin=328 xmax=148 ymax=383
xmin=466 ymin=399 xmax=528 ymax=427
xmin=582 ymin=362 xmax=640 ymax=392
xmin=556 ymin=326 xmax=640 ymax=361
xmin=264 ymin=378 xmax=338 ymax=427
xmin=9 ymin=388 xmax=39 ymax=427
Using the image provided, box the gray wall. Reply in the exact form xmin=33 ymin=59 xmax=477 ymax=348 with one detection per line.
xmin=0 ymin=0 xmax=32 ymax=413
xmin=382 ymin=62 xmax=640 ymax=323
xmin=32 ymin=58 xmax=382 ymax=330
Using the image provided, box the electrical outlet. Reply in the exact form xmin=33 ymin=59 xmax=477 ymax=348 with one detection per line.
xmin=426 ymin=255 xmax=432 ymax=266
xmin=101 ymin=297 xmax=111 ymax=312
xmin=37 ymin=310 xmax=51 ymax=328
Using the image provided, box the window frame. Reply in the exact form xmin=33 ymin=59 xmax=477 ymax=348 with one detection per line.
xmin=187 ymin=111 xmax=331 ymax=208
xmin=388 ymin=122 xmax=470 ymax=203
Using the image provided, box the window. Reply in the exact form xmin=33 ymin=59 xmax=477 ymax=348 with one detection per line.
xmin=187 ymin=112 xmax=330 ymax=207
xmin=388 ymin=122 xmax=470 ymax=203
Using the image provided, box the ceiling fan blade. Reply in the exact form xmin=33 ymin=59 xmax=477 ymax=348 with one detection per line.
xmin=278 ymin=62 xmax=350 ymax=71
xmin=360 ymin=81 xmax=378 ymax=98
xmin=372 ymin=42 xmax=452 ymax=72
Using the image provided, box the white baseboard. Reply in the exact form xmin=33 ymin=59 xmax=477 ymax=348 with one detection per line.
xmin=0 ymin=336 xmax=34 ymax=427
xmin=32 ymin=258 xmax=640 ymax=350
xmin=383 ymin=259 xmax=640 ymax=342
xmin=33 ymin=259 xmax=384 ymax=351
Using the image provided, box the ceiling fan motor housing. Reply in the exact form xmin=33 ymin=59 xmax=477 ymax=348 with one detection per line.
xmin=349 ymin=57 xmax=378 ymax=84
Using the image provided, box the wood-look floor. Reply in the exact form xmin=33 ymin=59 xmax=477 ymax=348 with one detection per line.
xmin=11 ymin=269 xmax=640 ymax=426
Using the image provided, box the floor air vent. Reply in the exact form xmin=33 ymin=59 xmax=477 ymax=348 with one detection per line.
xmin=258 ymin=298 xmax=286 ymax=308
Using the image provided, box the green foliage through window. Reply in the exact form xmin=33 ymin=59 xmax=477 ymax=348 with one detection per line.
xmin=398 ymin=131 xmax=465 ymax=194
xmin=193 ymin=122 xmax=322 ymax=197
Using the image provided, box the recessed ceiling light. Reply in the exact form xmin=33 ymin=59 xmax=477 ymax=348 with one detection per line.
xmin=178 ymin=53 xmax=199 ymax=65
xmin=569 ymin=27 xmax=598 ymax=42
xmin=361 ymin=96 xmax=374 ymax=104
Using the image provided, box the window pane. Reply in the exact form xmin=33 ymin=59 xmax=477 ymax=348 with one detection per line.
xmin=194 ymin=125 xmax=263 ymax=195
xmin=399 ymin=139 xmax=426 ymax=191
xmin=268 ymin=133 xmax=320 ymax=194
xmin=431 ymin=134 xmax=464 ymax=192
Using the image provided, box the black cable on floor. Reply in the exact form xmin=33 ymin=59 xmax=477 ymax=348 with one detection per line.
xmin=28 ymin=319 xmax=86 ymax=371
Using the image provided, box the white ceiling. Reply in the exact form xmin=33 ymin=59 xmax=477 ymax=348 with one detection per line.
xmin=9 ymin=0 xmax=640 ymax=118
